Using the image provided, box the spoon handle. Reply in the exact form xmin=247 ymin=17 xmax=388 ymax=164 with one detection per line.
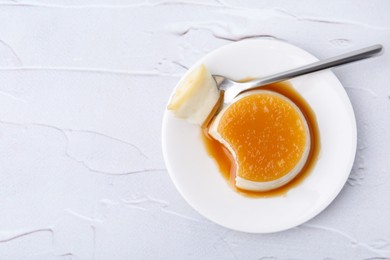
xmin=248 ymin=44 xmax=383 ymax=87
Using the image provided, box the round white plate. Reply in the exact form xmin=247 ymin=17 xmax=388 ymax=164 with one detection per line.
xmin=162 ymin=39 xmax=357 ymax=233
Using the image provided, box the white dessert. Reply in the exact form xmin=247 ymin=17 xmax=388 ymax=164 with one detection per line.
xmin=167 ymin=64 xmax=220 ymax=125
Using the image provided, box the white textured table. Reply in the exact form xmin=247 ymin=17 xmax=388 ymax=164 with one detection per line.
xmin=0 ymin=0 xmax=389 ymax=259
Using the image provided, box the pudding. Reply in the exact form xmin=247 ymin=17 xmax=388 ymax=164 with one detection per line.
xmin=167 ymin=64 xmax=220 ymax=125
xmin=209 ymin=90 xmax=310 ymax=191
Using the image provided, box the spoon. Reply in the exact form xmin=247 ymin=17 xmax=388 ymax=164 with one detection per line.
xmin=213 ymin=44 xmax=383 ymax=105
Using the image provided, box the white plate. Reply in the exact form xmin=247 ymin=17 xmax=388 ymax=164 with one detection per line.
xmin=161 ymin=39 xmax=357 ymax=233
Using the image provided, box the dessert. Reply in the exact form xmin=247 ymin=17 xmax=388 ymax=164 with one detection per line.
xmin=209 ymin=90 xmax=310 ymax=191
xmin=167 ymin=64 xmax=220 ymax=125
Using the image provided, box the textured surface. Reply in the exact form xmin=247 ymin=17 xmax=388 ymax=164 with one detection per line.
xmin=0 ymin=0 xmax=389 ymax=259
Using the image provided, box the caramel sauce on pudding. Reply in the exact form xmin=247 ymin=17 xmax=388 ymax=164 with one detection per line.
xmin=202 ymin=81 xmax=320 ymax=198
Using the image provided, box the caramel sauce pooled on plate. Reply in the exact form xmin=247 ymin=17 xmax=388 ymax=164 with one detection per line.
xmin=201 ymin=81 xmax=320 ymax=198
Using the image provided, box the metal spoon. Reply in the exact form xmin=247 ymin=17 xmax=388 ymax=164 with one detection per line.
xmin=213 ymin=44 xmax=383 ymax=105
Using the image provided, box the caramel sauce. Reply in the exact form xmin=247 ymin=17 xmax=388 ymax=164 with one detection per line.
xmin=201 ymin=81 xmax=320 ymax=198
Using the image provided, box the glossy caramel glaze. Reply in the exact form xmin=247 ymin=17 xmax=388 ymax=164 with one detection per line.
xmin=202 ymin=81 xmax=320 ymax=198
xmin=217 ymin=92 xmax=308 ymax=182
